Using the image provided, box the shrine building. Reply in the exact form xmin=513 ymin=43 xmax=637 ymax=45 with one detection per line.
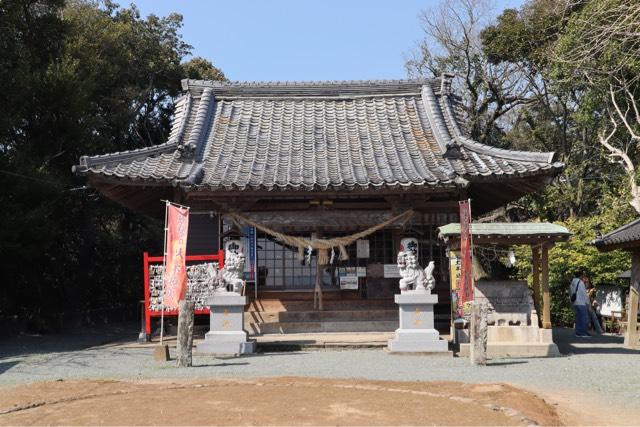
xmin=74 ymin=76 xmax=563 ymax=334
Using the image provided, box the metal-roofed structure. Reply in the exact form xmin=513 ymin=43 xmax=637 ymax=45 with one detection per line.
xmin=438 ymin=222 xmax=572 ymax=331
xmin=73 ymin=76 xmax=563 ymax=218
xmin=439 ymin=222 xmax=572 ymax=246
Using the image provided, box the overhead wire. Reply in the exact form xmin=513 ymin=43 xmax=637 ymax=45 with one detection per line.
xmin=0 ymin=169 xmax=89 ymax=192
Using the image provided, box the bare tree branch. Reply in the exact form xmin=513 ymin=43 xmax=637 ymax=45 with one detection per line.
xmin=599 ymin=104 xmax=640 ymax=214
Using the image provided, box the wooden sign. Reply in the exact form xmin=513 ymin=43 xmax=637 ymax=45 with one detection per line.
xmin=339 ymin=267 xmax=359 ymax=290
xmin=384 ymin=264 xmax=401 ymax=278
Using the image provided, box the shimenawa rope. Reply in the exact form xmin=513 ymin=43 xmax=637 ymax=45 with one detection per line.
xmin=226 ymin=210 xmax=414 ymax=265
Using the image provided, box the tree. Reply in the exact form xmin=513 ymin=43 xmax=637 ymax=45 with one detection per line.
xmin=554 ymin=0 xmax=640 ymax=214
xmin=406 ymin=0 xmax=639 ymax=327
xmin=479 ymin=0 xmax=616 ymax=220
xmin=182 ymin=57 xmax=226 ymax=82
xmin=0 ymin=0 xmax=66 ymax=146
xmin=406 ymin=0 xmax=534 ymax=147
xmin=0 ymin=0 xmax=225 ymax=330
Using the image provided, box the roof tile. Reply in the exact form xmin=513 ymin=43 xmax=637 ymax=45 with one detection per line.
xmin=74 ymin=78 xmax=562 ymax=191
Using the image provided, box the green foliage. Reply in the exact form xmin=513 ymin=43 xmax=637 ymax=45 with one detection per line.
xmin=0 ymin=0 xmax=67 ymax=143
xmin=0 ymin=0 xmax=224 ymax=330
xmin=182 ymin=57 xmax=226 ymax=81
xmin=474 ymin=0 xmax=640 ymax=220
xmin=514 ymin=192 xmax=634 ymax=325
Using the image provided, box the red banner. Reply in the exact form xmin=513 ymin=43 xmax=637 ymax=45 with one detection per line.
xmin=163 ymin=203 xmax=189 ymax=309
xmin=458 ymin=200 xmax=473 ymax=315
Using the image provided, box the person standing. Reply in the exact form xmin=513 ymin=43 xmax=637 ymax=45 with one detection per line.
xmin=586 ymin=280 xmax=604 ymax=334
xmin=570 ymin=273 xmax=591 ymax=337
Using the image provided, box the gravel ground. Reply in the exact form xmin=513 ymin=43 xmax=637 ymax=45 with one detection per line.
xmin=1 ymin=323 xmax=639 ymax=422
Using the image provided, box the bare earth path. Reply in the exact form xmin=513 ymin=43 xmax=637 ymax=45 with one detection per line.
xmin=0 ymin=377 xmax=558 ymax=426
xmin=1 ymin=324 xmax=639 ymax=425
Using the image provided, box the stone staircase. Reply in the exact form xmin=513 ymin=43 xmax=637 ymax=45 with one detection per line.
xmin=244 ymin=291 xmax=450 ymax=335
xmin=245 ymin=291 xmax=398 ymax=335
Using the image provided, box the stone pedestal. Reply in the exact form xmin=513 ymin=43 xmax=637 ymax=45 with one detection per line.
xmin=197 ymin=293 xmax=255 ymax=355
xmin=454 ymin=280 xmax=561 ymax=358
xmin=388 ymin=292 xmax=448 ymax=353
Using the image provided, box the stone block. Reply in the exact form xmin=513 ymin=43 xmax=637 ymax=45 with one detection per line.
xmin=197 ymin=293 xmax=255 ymax=356
xmin=474 ymin=280 xmax=530 ymax=326
xmin=388 ymin=291 xmax=448 ymax=353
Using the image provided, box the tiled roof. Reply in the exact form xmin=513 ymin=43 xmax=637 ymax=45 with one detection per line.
xmin=594 ymin=218 xmax=640 ymax=250
xmin=73 ymin=76 xmax=563 ymax=192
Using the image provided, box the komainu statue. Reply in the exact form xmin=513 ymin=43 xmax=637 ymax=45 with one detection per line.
xmin=397 ymin=251 xmax=435 ymax=293
xmin=218 ymin=250 xmax=246 ymax=294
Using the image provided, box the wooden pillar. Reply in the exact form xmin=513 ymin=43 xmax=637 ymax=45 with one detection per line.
xmin=531 ymin=246 xmax=541 ymax=327
xmin=541 ymin=245 xmax=552 ymax=329
xmin=312 ymin=233 xmax=323 ymax=311
xmin=176 ymin=299 xmax=195 ymax=367
xmin=391 ymin=228 xmax=402 ymax=254
xmin=314 ymin=260 xmax=324 ymax=311
xmin=625 ymin=250 xmax=640 ymax=348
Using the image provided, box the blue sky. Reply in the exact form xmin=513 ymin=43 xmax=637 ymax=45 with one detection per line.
xmin=131 ymin=0 xmax=524 ymax=82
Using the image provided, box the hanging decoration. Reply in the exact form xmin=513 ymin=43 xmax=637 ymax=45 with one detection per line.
xmin=226 ymin=210 xmax=414 ymax=265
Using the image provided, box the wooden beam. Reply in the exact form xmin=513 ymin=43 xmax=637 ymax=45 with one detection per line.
xmin=625 ymin=250 xmax=640 ymax=348
xmin=541 ymin=245 xmax=552 ymax=329
xmin=312 ymin=232 xmax=323 ymax=312
xmin=187 ymin=198 xmax=462 ymax=213
xmin=531 ymin=245 xmax=542 ymax=328
xmin=186 ymin=186 xmax=459 ymax=200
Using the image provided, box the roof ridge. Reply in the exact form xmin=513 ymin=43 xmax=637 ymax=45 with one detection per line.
xmin=420 ymin=83 xmax=452 ymax=153
xmin=73 ymin=141 xmax=178 ymax=171
xmin=181 ymin=78 xmax=441 ymax=99
xmin=457 ymin=137 xmax=557 ymax=164
xmin=601 ymin=217 xmax=640 ymax=240
xmin=183 ymin=78 xmax=435 ymax=89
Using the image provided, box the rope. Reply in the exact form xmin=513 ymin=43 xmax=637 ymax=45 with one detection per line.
xmin=227 ymin=210 xmax=414 ymax=264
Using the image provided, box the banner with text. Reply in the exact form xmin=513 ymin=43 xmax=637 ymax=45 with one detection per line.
xmin=243 ymin=226 xmax=257 ymax=281
xmin=457 ymin=199 xmax=473 ymax=317
xmin=163 ymin=204 xmax=189 ymax=309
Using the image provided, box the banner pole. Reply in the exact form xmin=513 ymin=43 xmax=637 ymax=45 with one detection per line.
xmin=468 ymin=198 xmax=474 ymax=301
xmin=160 ymin=199 xmax=190 ymax=210
xmin=160 ymin=201 xmax=169 ymax=345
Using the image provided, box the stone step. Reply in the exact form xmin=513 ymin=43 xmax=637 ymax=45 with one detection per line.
xmin=249 ymin=320 xmax=399 ymax=334
xmin=247 ymin=299 xmax=396 ymax=312
xmin=248 ymin=290 xmax=361 ymax=301
xmin=254 ymin=332 xmax=395 ymax=351
xmin=249 ymin=319 xmax=451 ymax=335
xmin=245 ymin=309 xmax=397 ymax=324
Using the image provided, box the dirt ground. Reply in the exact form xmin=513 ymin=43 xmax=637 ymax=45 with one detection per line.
xmin=0 ymin=377 xmax=560 ymax=426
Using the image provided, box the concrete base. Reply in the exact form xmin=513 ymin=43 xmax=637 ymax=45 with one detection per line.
xmin=456 ymin=326 xmax=560 ymax=357
xmin=387 ymin=292 xmax=448 ymax=353
xmin=388 ymin=329 xmax=449 ymax=352
xmin=458 ymin=342 xmax=559 ymax=357
xmin=197 ymin=292 xmax=255 ymax=356
xmin=198 ymin=332 xmax=256 ymax=355
xmin=138 ymin=332 xmax=150 ymax=343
